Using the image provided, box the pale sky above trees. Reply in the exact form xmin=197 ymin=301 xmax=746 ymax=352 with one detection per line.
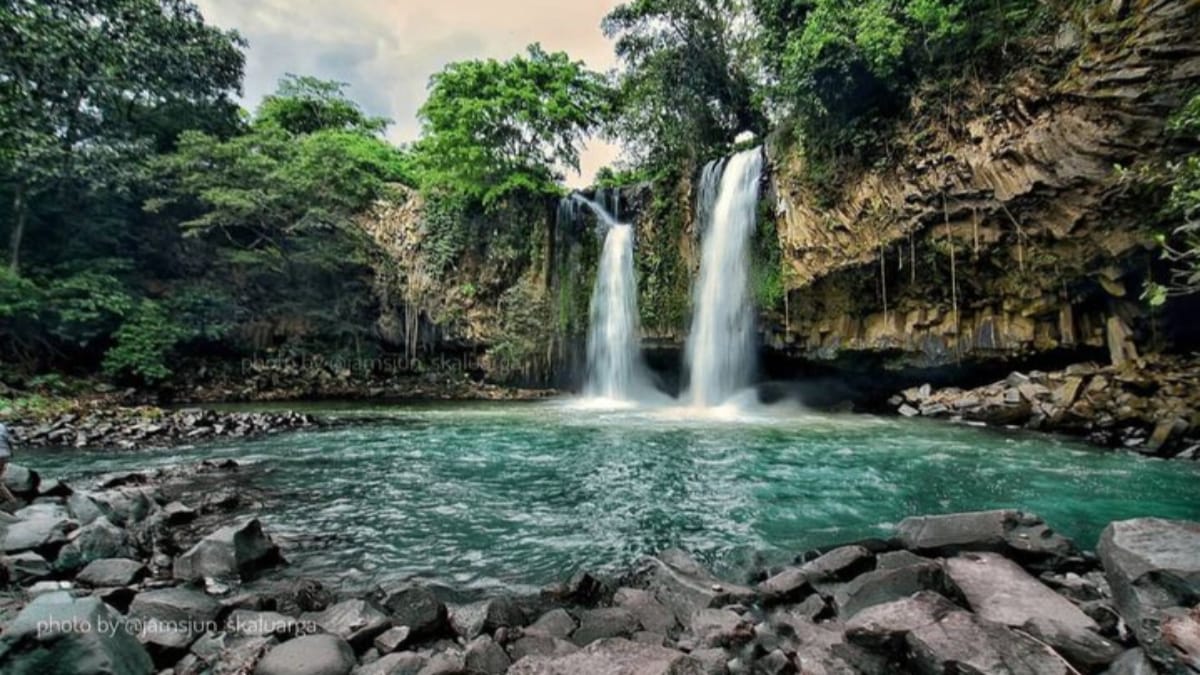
xmin=195 ymin=0 xmax=622 ymax=186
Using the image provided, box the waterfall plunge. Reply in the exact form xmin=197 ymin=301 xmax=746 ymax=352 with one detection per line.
xmin=685 ymin=147 xmax=764 ymax=407
xmin=575 ymin=196 xmax=645 ymax=402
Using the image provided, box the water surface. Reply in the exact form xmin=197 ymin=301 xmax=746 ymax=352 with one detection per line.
xmin=22 ymin=400 xmax=1200 ymax=594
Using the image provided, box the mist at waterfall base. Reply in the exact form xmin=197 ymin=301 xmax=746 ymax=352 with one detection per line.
xmin=572 ymin=148 xmax=774 ymax=415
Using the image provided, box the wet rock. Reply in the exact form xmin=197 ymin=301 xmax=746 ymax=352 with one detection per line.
xmin=507 ymin=635 xmax=579 ymax=662
xmin=173 ymin=518 xmax=281 ymax=582
xmin=526 ymin=608 xmax=576 ymax=640
xmin=373 ymin=626 xmax=410 ymax=654
xmin=507 ymin=637 xmax=704 ymax=675
xmin=4 ymin=551 xmax=51 ymax=583
xmin=76 ymin=557 xmax=147 ymax=587
xmin=896 ymin=509 xmax=1075 ymax=564
xmin=54 ymin=517 xmax=134 ymax=573
xmin=352 ymin=651 xmax=427 ymax=675
xmin=639 ymin=549 xmax=756 ymax=624
xmin=833 ymin=559 xmax=951 ymax=619
xmin=906 ymin=611 xmax=1076 ymax=674
xmin=379 ymin=584 xmax=448 ymax=640
xmin=1097 ymin=518 xmax=1200 ymax=673
xmin=614 ymin=587 xmax=677 ymax=635
xmin=0 ymin=591 xmax=154 ymax=675
xmin=128 ymin=586 xmax=222 ymax=658
xmin=255 ymin=634 xmax=356 ymax=675
xmin=572 ymin=607 xmax=639 ymax=646
xmin=844 ymin=591 xmax=960 ymax=651
xmin=464 ymin=635 xmax=511 ymax=674
xmin=302 ymin=599 xmax=392 ymax=652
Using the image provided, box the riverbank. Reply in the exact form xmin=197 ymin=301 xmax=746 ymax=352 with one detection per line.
xmin=890 ymin=354 xmax=1200 ymax=461
xmin=1 ymin=459 xmax=1196 ymax=674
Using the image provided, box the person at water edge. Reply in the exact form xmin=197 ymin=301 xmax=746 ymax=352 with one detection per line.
xmin=0 ymin=422 xmax=18 ymax=508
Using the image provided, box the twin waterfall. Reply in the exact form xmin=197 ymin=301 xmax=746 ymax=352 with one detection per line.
xmin=578 ymin=147 xmax=764 ymax=408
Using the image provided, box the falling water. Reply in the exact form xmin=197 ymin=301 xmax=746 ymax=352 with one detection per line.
xmin=572 ymin=195 xmax=644 ymax=401
xmin=684 ymin=147 xmax=764 ymax=407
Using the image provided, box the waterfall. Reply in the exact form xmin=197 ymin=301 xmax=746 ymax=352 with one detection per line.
xmin=573 ymin=195 xmax=644 ymax=401
xmin=684 ymin=147 xmax=764 ymax=407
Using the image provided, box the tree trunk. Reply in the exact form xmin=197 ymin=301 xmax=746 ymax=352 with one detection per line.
xmin=8 ymin=182 xmax=27 ymax=275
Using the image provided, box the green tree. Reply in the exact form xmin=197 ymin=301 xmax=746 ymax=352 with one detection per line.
xmin=603 ymin=0 xmax=766 ymax=167
xmin=413 ymin=44 xmax=611 ymax=207
xmin=0 ymin=0 xmax=245 ymax=274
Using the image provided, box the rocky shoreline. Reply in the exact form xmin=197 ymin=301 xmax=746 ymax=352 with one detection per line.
xmin=1 ymin=460 xmax=1198 ymax=674
xmin=890 ymin=355 xmax=1200 ymax=461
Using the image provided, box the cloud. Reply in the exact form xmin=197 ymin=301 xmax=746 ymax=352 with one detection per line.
xmin=195 ymin=0 xmax=622 ymax=186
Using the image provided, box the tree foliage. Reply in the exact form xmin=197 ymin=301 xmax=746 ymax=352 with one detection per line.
xmin=413 ymin=44 xmax=611 ymax=207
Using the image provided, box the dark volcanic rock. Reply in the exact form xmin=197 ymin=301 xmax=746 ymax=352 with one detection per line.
xmin=0 ymin=591 xmax=154 ymax=675
xmin=255 ymin=633 xmax=356 ymax=675
xmin=1098 ymin=518 xmax=1200 ymax=673
xmin=507 ymin=637 xmax=704 ymax=675
xmin=173 ymin=517 xmax=281 ymax=582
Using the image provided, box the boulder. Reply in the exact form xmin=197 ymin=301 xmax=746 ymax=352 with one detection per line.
xmin=906 ymin=611 xmax=1076 ymax=674
xmin=1023 ymin=616 xmax=1125 ymax=671
xmin=507 ymin=637 xmax=704 ymax=675
xmin=944 ymin=552 xmax=1101 ymax=633
xmin=379 ymin=584 xmax=448 ymax=639
xmin=464 ymin=635 xmax=511 ymax=674
xmin=352 ymin=651 xmax=427 ymax=675
xmin=3 ymin=464 xmax=39 ymax=499
xmin=128 ymin=586 xmax=222 ymax=657
xmin=5 ymin=551 xmax=51 ymax=583
xmin=800 ymin=545 xmax=875 ymax=582
xmin=76 ymin=557 xmax=147 ymax=587
xmin=833 ymin=559 xmax=952 ymax=619
xmin=2 ymin=507 xmax=74 ymax=554
xmin=53 ymin=517 xmax=134 ymax=573
xmin=572 ymin=607 xmax=639 ymax=646
xmin=0 ymin=591 xmax=154 ymax=675
xmin=173 ymin=518 xmax=281 ymax=582
xmin=1102 ymin=648 xmax=1158 ymax=675
xmin=896 ymin=510 xmax=1075 ymax=564
xmin=613 ymin=588 xmax=676 ymax=635
xmin=255 ymin=634 xmax=356 ymax=675
xmin=639 ymin=549 xmax=755 ymax=624
xmin=507 ymin=635 xmax=580 ymax=662
xmin=527 ymin=608 xmax=577 ymax=640
xmin=687 ymin=609 xmax=752 ymax=649
xmin=373 ymin=626 xmax=411 ymax=653
xmin=844 ymin=591 xmax=960 ymax=651
xmin=226 ymin=609 xmax=304 ymax=639
xmin=302 ymin=599 xmax=392 ymax=651
xmin=757 ymin=567 xmax=813 ymax=605
xmin=1097 ymin=518 xmax=1200 ymax=673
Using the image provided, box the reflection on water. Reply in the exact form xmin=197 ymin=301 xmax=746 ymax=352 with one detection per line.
xmin=22 ymin=399 xmax=1200 ymax=594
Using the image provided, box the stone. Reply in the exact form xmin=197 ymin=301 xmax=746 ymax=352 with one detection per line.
xmin=507 ymin=637 xmax=704 ymax=675
xmin=640 ymin=549 xmax=755 ymax=624
xmin=1097 ymin=518 xmax=1200 ymax=673
xmin=255 ymin=634 xmax=356 ymax=675
xmin=833 ymin=559 xmax=950 ymax=619
xmin=800 ymin=545 xmax=874 ymax=582
xmin=572 ymin=607 xmax=639 ymax=646
xmin=173 ymin=518 xmax=281 ymax=582
xmin=3 ymin=464 xmax=39 ymax=499
xmin=1160 ymin=608 xmax=1200 ymax=673
xmin=5 ymin=551 xmax=51 ymax=583
xmin=756 ymin=567 xmax=812 ymax=605
xmin=1103 ymin=648 xmax=1158 ymax=675
xmin=896 ymin=509 xmax=1075 ymax=563
xmin=614 ymin=587 xmax=676 ymax=635
xmin=464 ymin=635 xmax=511 ymax=674
xmin=2 ymin=507 xmax=73 ymax=554
xmin=76 ymin=557 xmax=147 ymax=587
xmin=898 ymin=404 xmax=919 ymax=417
xmin=754 ymin=649 xmax=798 ymax=675
xmin=906 ymin=611 xmax=1076 ymax=675
xmin=0 ymin=591 xmax=154 ymax=675
xmin=688 ymin=648 xmax=729 ymax=675
xmin=844 ymin=591 xmax=960 ymax=650
xmin=162 ymin=501 xmax=197 ymax=525
xmin=875 ymin=550 xmax=929 ymax=570
xmin=379 ymin=584 xmax=448 ymax=639
xmin=373 ymin=626 xmax=411 ymax=653
xmin=54 ymin=517 xmax=134 ymax=572
xmin=527 ymin=608 xmax=576 ymax=639
xmin=944 ymin=552 xmax=1099 ymax=633
xmin=506 ymin=635 xmax=579 ymax=662
xmin=128 ymin=586 xmax=222 ymax=657
xmin=1023 ymin=616 xmax=1123 ymax=671
xmin=352 ymin=651 xmax=427 ymax=675
xmin=302 ymin=599 xmax=392 ymax=651
xmin=688 ymin=609 xmax=751 ymax=648
xmin=226 ymin=609 xmax=303 ymax=638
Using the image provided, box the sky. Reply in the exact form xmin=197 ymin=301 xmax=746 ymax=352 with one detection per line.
xmin=194 ymin=0 xmax=623 ymax=187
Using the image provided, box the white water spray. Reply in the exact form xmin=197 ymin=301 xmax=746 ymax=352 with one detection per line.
xmin=684 ymin=147 xmax=764 ymax=407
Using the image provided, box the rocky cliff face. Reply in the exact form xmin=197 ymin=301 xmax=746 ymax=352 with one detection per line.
xmin=764 ymin=0 xmax=1200 ymax=372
